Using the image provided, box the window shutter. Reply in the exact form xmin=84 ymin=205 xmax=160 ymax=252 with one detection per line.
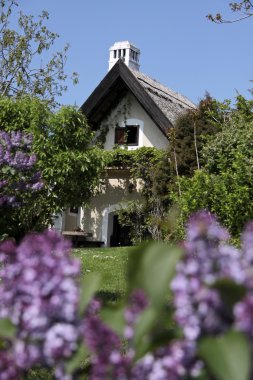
xmin=115 ymin=128 xmax=125 ymax=144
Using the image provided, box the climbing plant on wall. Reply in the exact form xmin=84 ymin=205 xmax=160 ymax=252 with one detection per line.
xmin=103 ymin=147 xmax=171 ymax=243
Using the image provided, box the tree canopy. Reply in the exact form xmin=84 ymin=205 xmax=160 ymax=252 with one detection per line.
xmin=0 ymin=97 xmax=106 ymax=240
xmin=0 ymin=0 xmax=78 ymax=107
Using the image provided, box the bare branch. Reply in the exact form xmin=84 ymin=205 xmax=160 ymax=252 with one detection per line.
xmin=207 ymin=0 xmax=253 ymax=23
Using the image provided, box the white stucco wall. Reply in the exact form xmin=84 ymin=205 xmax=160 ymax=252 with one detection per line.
xmin=64 ymin=208 xmax=82 ymax=231
xmin=82 ymin=169 xmax=142 ymax=246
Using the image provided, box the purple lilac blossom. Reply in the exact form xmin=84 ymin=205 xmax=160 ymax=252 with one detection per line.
xmin=124 ymin=289 xmax=148 ymax=340
xmin=132 ymin=340 xmax=203 ymax=380
xmin=0 ymin=351 xmax=20 ymax=380
xmin=82 ymin=313 xmax=130 ymax=380
xmin=0 ymin=230 xmax=80 ymax=379
xmin=171 ymin=211 xmax=244 ymax=341
xmin=82 ymin=289 xmax=200 ymax=380
xmin=234 ymin=222 xmax=253 ymax=341
xmin=2 ymin=211 xmax=253 ymax=379
xmin=82 ymin=290 xmax=149 ymax=380
xmin=0 ymin=130 xmax=43 ymax=207
xmin=43 ymin=323 xmax=79 ymax=365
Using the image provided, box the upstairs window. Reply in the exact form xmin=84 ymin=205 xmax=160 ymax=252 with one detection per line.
xmin=115 ymin=125 xmax=139 ymax=146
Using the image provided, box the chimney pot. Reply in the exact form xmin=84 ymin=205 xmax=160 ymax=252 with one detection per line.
xmin=108 ymin=41 xmax=140 ymax=71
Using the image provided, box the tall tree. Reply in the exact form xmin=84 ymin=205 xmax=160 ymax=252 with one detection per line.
xmin=0 ymin=0 xmax=78 ymax=107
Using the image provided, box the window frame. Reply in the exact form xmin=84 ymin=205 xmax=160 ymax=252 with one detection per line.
xmin=114 ymin=124 xmax=139 ymax=146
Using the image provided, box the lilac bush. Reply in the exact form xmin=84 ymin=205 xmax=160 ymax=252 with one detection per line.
xmin=0 ymin=230 xmax=80 ymax=379
xmin=1 ymin=211 xmax=253 ymax=379
xmin=0 ymin=130 xmax=43 ymax=207
xmin=83 ymin=312 xmax=131 ymax=380
xmin=0 ymin=231 xmax=151 ymax=379
xmin=171 ymin=211 xmax=245 ymax=341
xmin=132 ymin=340 xmax=203 ymax=380
xmin=170 ymin=211 xmax=253 ymax=378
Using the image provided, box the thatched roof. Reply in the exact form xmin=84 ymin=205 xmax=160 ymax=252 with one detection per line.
xmin=81 ymin=60 xmax=196 ymax=136
xmin=130 ymin=69 xmax=196 ymax=126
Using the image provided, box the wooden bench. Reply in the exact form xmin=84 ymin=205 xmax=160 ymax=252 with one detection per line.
xmin=62 ymin=231 xmax=104 ymax=248
xmin=62 ymin=231 xmax=92 ymax=247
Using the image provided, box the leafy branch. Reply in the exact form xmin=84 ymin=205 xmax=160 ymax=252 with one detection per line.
xmin=0 ymin=0 xmax=78 ymax=107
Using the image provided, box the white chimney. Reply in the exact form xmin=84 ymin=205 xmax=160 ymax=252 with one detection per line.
xmin=108 ymin=41 xmax=140 ymax=71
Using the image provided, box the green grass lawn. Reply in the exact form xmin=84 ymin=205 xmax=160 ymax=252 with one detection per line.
xmin=74 ymin=246 xmax=131 ymax=303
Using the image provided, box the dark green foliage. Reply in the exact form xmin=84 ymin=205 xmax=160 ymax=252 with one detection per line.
xmin=168 ymin=93 xmax=221 ymax=177
xmin=173 ymin=95 xmax=253 ymax=238
xmin=176 ymin=169 xmax=253 ymax=238
xmin=116 ymin=201 xmax=149 ymax=245
xmin=27 ymin=368 xmax=54 ymax=380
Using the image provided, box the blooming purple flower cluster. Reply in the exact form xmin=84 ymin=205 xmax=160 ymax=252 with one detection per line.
xmin=83 ymin=312 xmax=130 ymax=380
xmin=171 ymin=211 xmax=244 ymax=341
xmin=82 ymin=288 xmax=202 ymax=380
xmin=170 ymin=210 xmax=253 ymax=379
xmin=0 ymin=130 xmax=43 ymax=207
xmin=233 ymin=222 xmax=253 ymax=342
xmin=124 ymin=289 xmax=149 ymax=340
xmin=2 ymin=211 xmax=253 ymax=379
xmin=0 ymin=131 xmax=33 ymax=167
xmin=82 ymin=290 xmax=148 ymax=380
xmin=0 ymin=230 xmax=80 ymax=379
xmin=132 ymin=340 xmax=202 ymax=380
xmin=0 ymin=351 xmax=19 ymax=380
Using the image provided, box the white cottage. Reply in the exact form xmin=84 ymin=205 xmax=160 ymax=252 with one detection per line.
xmin=61 ymin=41 xmax=195 ymax=246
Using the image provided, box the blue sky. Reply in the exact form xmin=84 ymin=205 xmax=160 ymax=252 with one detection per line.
xmin=19 ymin=0 xmax=252 ymax=107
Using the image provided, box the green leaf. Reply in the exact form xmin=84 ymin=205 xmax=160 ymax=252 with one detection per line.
xmin=0 ymin=318 xmax=16 ymax=339
xmin=199 ymin=330 xmax=251 ymax=380
xmin=128 ymin=243 xmax=182 ymax=308
xmin=79 ymin=273 xmax=101 ymax=314
xmin=65 ymin=343 xmax=89 ymax=374
xmin=134 ymin=307 xmax=157 ymax=359
xmin=100 ymin=306 xmax=125 ymax=336
xmin=211 ymin=278 xmax=246 ymax=314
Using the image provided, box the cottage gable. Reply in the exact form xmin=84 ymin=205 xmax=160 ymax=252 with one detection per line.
xmin=81 ymin=59 xmax=195 ymax=141
xmin=98 ymin=92 xmax=168 ymax=150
